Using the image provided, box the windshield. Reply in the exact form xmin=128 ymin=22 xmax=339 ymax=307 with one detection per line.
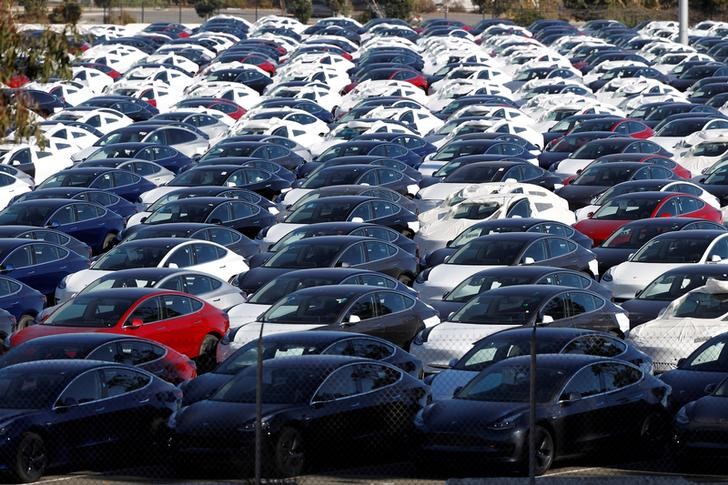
xmin=673 ymin=291 xmax=728 ymax=318
xmin=601 ymin=224 xmax=676 ymax=249
xmin=452 ymin=292 xmax=543 ymax=325
xmin=446 ymin=165 xmax=500 ymax=183
xmin=0 ymin=370 xmax=68 ymax=409
xmin=84 ymin=275 xmax=162 ymax=292
xmin=217 ymin=342 xmax=326 ymax=375
xmin=457 ymin=363 xmax=569 ymax=403
xmin=632 ymin=237 xmax=710 ymax=263
xmin=572 ymin=165 xmax=637 ymax=186
xmin=146 ymin=192 xmax=197 ymax=212
xmin=638 ymin=273 xmax=715 ymax=301
xmin=93 ymin=244 xmax=169 ymax=270
xmin=451 ymin=202 xmax=501 ymax=220
xmin=592 ymin=197 xmax=659 ymax=220
xmin=40 ymin=172 xmax=98 ymax=188
xmin=262 ymin=293 xmax=352 ymax=324
xmin=170 ymin=169 xmax=229 ymax=186
xmin=704 ymin=167 xmax=728 ymax=185
xmin=45 ymin=294 xmax=139 ymax=327
xmin=285 ymin=200 xmax=361 ymax=224
xmin=144 ymin=201 xmax=215 ymax=224
xmin=655 ymin=119 xmax=704 ymax=137
xmin=0 ymin=340 xmax=97 ymax=366
xmin=446 ymin=274 xmax=534 ymax=302
xmin=211 ymin=365 xmax=321 ymax=403
xmin=573 ymin=140 xmax=628 ymax=159
xmin=449 ymin=239 xmax=525 ymax=265
xmin=0 ymin=204 xmax=55 ymax=226
xmin=454 ymin=335 xmax=565 ymax=371
xmin=249 ymin=275 xmax=338 ymax=304
xmin=264 ymin=242 xmax=343 ymax=268
xmin=592 ymin=183 xmax=659 ymax=205
xmin=450 ymin=224 xmax=524 ymax=247
xmin=692 ymin=142 xmax=728 ymax=157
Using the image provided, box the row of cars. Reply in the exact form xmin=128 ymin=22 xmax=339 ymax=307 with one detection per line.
xmin=2 ymin=12 xmax=728 ymax=482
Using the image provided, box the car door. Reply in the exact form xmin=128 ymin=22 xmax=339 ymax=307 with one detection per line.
xmin=519 ymin=239 xmax=549 ymax=266
xmin=190 ymin=242 xmax=229 ymax=276
xmin=594 ymin=362 xmax=646 ymax=441
xmin=563 ymin=291 xmax=611 ymax=330
xmin=543 ymin=237 xmax=580 ymax=269
xmin=96 ymin=366 xmax=157 ymax=444
xmin=371 ymin=291 xmax=420 ymax=347
xmin=675 ymin=196 xmax=707 ymax=217
xmin=162 ymin=244 xmax=194 ymax=269
xmin=0 ymin=277 xmax=23 ymax=318
xmin=539 ymin=294 xmax=570 ymax=325
xmin=361 ymin=241 xmax=400 ymax=276
xmin=126 ymin=296 xmax=170 ymax=346
xmin=70 ymin=203 xmax=107 ymax=249
xmin=0 ymin=245 xmax=34 ymax=290
xmin=25 ymin=243 xmax=70 ymax=296
xmin=157 ymin=294 xmax=203 ymax=357
xmin=335 ymin=242 xmax=367 ymax=269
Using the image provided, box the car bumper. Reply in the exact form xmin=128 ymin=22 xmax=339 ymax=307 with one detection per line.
xmin=416 ymin=428 xmax=526 ymax=463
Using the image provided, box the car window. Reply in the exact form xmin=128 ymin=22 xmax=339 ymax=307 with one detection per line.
xmin=162 ymin=295 xmax=194 ymax=318
xmin=567 ymin=291 xmax=603 ymax=315
xmin=323 ymin=338 xmax=396 ymax=360
xmin=677 ymin=196 xmax=705 ymax=214
xmin=657 ymin=197 xmax=679 ymax=216
xmin=337 ymin=243 xmax=366 ymax=267
xmin=344 ymin=294 xmax=377 ymax=321
xmin=230 ymin=202 xmax=257 ymax=219
xmin=166 ymin=246 xmax=193 ymax=267
xmin=667 ymin=183 xmax=701 ymax=196
xmin=342 ymin=274 xmax=397 ymax=289
xmin=541 ymin=296 xmax=567 ymax=320
xmin=51 ymin=205 xmax=76 ymax=225
xmin=313 ymin=363 xmax=401 ymax=401
xmin=364 ymin=241 xmax=391 ymax=262
xmin=521 ymin=240 xmax=548 ymax=262
xmin=128 ymin=298 xmax=161 ymax=324
xmin=600 ymin=363 xmax=642 ymax=391
xmin=0 ymin=277 xmax=20 ymax=296
xmin=57 ymin=370 xmax=103 ymax=405
xmin=376 ymin=291 xmax=413 ymax=315
xmin=113 ymin=171 xmax=137 ymax=187
xmin=506 ymin=199 xmax=532 ymax=218
xmin=192 ymin=243 xmax=222 ymax=264
xmin=561 ymin=364 xmax=603 ymax=399
xmin=101 ymin=368 xmax=151 ymax=397
xmin=554 ymin=272 xmax=590 ymax=289
xmin=31 ymin=243 xmax=66 ymax=265
xmin=4 ymin=246 xmax=33 ymax=268
xmin=563 ymin=335 xmax=626 ymax=357
xmin=74 ymin=203 xmax=104 ymax=221
xmin=547 ymin=238 xmax=576 ymax=258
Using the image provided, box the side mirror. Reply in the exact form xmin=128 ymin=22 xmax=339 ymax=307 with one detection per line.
xmin=541 ymin=315 xmax=554 ymax=324
xmin=0 ymin=264 xmax=13 ymax=272
xmin=139 ymin=216 xmax=148 ymax=224
xmin=587 ymin=212 xmax=594 ymax=219
xmin=658 ymin=212 xmax=671 ymax=218
xmin=55 ymin=397 xmax=78 ymax=409
xmin=166 ymin=262 xmax=179 ymax=269
xmin=339 ymin=261 xmax=351 ymax=268
xmin=445 ymin=239 xmax=453 ymax=247
xmin=443 ymin=255 xmax=451 ymax=263
xmin=342 ymin=315 xmax=360 ymax=326
xmin=705 ymin=383 xmax=718 ymax=395
xmin=711 ymin=254 xmax=723 ymax=263
xmin=447 ymin=312 xmax=455 ymax=321
xmin=628 ymin=253 xmax=635 ymax=260
xmin=560 ymin=391 xmax=582 ymax=403
xmin=576 ymin=169 xmax=583 ymax=175
xmin=448 ymin=358 xmax=458 ymax=368
xmin=676 ymin=358 xmax=686 ymax=369
xmin=453 ymin=385 xmax=464 ymax=396
xmin=47 ymin=220 xmax=60 ymax=229
xmin=210 ymin=219 xmax=223 ymax=225
xmin=127 ymin=318 xmax=143 ymax=329
xmin=351 ymin=217 xmax=365 ymax=223
xmin=523 ymin=256 xmax=535 ymax=265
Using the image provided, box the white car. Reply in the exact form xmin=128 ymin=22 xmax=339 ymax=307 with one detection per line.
xmin=0 ymin=144 xmax=72 ymax=185
xmin=55 ymin=238 xmax=249 ymax=304
xmin=72 ymin=67 xmax=115 ymax=94
xmin=677 ymin=136 xmax=728 ymax=174
xmin=628 ymin=278 xmax=728 ymax=372
xmin=651 ymin=119 xmax=728 ymax=151
xmin=310 ymin=120 xmax=414 ymax=157
xmin=38 ymin=123 xmax=99 ymax=150
xmin=0 ymin=171 xmax=31 ymax=210
xmin=602 ymin=231 xmax=728 ymax=300
xmin=52 ymin=108 xmax=132 ymax=134
xmin=363 ymin=106 xmax=443 ymax=136
xmin=244 ymin=108 xmax=330 ymax=138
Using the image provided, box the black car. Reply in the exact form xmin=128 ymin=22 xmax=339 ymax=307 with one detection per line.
xmin=139 ymin=186 xmax=279 ymax=214
xmin=78 ymin=95 xmax=159 ymax=121
xmin=283 ymin=185 xmax=418 ymax=215
xmin=237 ymin=235 xmax=418 ymax=294
xmin=12 ymin=187 xmax=139 ymax=221
xmin=158 ymin=165 xmax=292 ymax=200
xmin=123 ymin=222 xmax=261 ymax=259
xmin=182 ymin=331 xmax=422 ymax=405
xmin=592 ymin=218 xmax=726 ymax=274
xmin=200 ymin=141 xmax=306 ymax=171
xmin=674 ymin=375 xmax=728 ymax=458
xmin=556 ymin=162 xmax=678 ymax=210
xmin=250 ymin=222 xmax=417 ymax=267
xmin=415 ymin=354 xmax=670 ymax=475
xmin=36 ymin=167 xmax=156 ymax=203
xmin=423 ymin=218 xmax=593 ymax=269
xmin=429 ymin=161 xmax=561 ymax=191
xmin=0 ymin=360 xmax=179 ymax=482
xmin=0 ymin=333 xmax=196 ymax=384
xmin=126 ymin=197 xmax=275 ymax=240
xmin=428 ymin=327 xmax=653 ymax=401
xmin=622 ymin=265 xmax=728 ymax=327
xmin=431 ymin=266 xmax=612 ymax=318
xmin=172 ymin=356 xmax=428 ymax=476
xmin=697 ymin=165 xmax=728 ymax=206
xmin=295 ymin=164 xmax=420 ymax=196
xmin=0 ymin=225 xmax=92 ymax=258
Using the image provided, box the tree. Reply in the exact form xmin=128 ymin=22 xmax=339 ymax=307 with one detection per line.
xmin=327 ymin=0 xmax=350 ymax=14
xmin=288 ymin=0 xmax=311 ymax=23
xmin=193 ymin=0 xmax=223 ymax=18
xmin=19 ymin=0 xmax=47 ymax=20
xmin=48 ymin=0 xmax=82 ymax=24
xmin=0 ymin=1 xmax=73 ymax=145
xmin=381 ymin=0 xmax=414 ymax=18
xmin=93 ymin=0 xmax=112 ymax=22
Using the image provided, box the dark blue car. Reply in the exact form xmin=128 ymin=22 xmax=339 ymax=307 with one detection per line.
xmin=0 ymin=225 xmax=92 ymax=258
xmin=315 ymin=140 xmax=422 ymax=167
xmin=83 ymin=142 xmax=195 ymax=173
xmin=12 ymin=187 xmax=138 ymax=221
xmin=0 ymin=360 xmax=180 ymax=482
xmin=0 ymin=276 xmax=44 ymax=329
xmin=200 ymin=140 xmax=306 ymax=171
xmin=0 ymin=199 xmax=124 ymax=254
xmin=36 ymin=167 xmax=157 ymax=203
xmin=0 ymin=238 xmax=89 ymax=297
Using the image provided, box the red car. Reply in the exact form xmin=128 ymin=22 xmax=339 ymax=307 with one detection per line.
xmin=11 ymin=288 xmax=228 ymax=371
xmin=0 ymin=333 xmax=196 ymax=385
xmin=573 ymin=191 xmax=722 ymax=246
xmin=236 ymin=54 xmax=277 ymax=75
xmin=175 ymin=97 xmax=247 ymax=121
xmin=343 ymin=68 xmax=428 ymax=93
xmin=562 ymin=153 xmax=692 ymax=185
xmin=569 ymin=118 xmax=654 ymax=139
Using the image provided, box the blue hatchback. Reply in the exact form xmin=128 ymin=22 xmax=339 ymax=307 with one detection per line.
xmin=0 ymin=276 xmax=44 ymax=329
xmin=37 ymin=167 xmax=157 ymax=203
xmin=83 ymin=142 xmax=195 ymax=173
xmin=0 ymin=239 xmax=89 ymax=298
xmin=12 ymin=187 xmax=138 ymax=221
xmin=0 ymin=200 xmax=124 ymax=254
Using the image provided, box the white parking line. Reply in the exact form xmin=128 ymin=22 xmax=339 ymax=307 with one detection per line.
xmin=541 ymin=467 xmax=595 ymax=478
xmin=35 ymin=477 xmax=79 ymax=484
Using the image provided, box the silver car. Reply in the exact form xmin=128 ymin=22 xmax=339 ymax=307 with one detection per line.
xmin=142 ymin=126 xmax=210 ymax=158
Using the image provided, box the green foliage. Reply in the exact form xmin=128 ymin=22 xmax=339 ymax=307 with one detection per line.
xmin=327 ymin=0 xmax=350 ymax=15
xmin=511 ymin=7 xmax=544 ymax=26
xmin=19 ymin=0 xmax=47 ymax=20
xmin=193 ymin=0 xmax=223 ymax=18
xmin=382 ymin=0 xmax=414 ymax=18
xmin=288 ymin=0 xmax=312 ymax=23
xmin=48 ymin=0 xmax=82 ymax=24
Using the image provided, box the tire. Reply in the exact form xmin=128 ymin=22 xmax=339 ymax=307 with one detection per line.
xmin=531 ymin=426 xmax=555 ymax=476
xmin=196 ymin=334 xmax=219 ymax=374
xmin=639 ymin=412 xmax=669 ymax=455
xmin=17 ymin=314 xmax=35 ymax=331
xmin=102 ymin=233 xmax=117 ymax=251
xmin=273 ymin=427 xmax=306 ymax=477
xmin=12 ymin=432 xmax=47 ymax=483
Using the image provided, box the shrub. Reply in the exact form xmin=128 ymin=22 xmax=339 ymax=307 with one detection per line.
xmin=288 ymin=0 xmax=312 ymax=22
xmin=382 ymin=0 xmax=414 ymax=18
xmin=48 ymin=1 xmax=82 ymax=24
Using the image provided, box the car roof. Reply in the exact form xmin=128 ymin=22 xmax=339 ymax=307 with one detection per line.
xmin=262 ymin=330 xmax=390 ymax=346
xmin=470 ymin=232 xmax=553 ymax=243
xmin=476 ymin=284 xmax=577 ymax=297
xmin=497 ymin=354 xmax=616 ymax=371
xmin=119 ymin=237 xmax=195 ymax=248
xmin=1 ymin=358 xmax=126 ymax=375
xmin=466 ymin=265 xmax=578 ymax=279
xmin=650 ymin=229 xmax=727 ymax=240
xmin=610 ymin=191 xmax=673 ymax=200
xmin=75 ymin=287 xmax=183 ymax=299
xmin=286 ymin=235 xmax=371 ymax=246
xmin=289 ymin=284 xmax=397 ymax=297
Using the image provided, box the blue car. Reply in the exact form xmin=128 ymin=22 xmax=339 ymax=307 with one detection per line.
xmin=315 ymin=140 xmax=422 ymax=167
xmin=37 ymin=167 xmax=157 ymax=203
xmin=200 ymin=140 xmax=306 ymax=171
xmin=0 ymin=276 xmax=44 ymax=329
xmin=0 ymin=360 xmax=179 ymax=482
xmin=12 ymin=187 xmax=138 ymax=221
xmin=0 ymin=225 xmax=92 ymax=258
xmin=0 ymin=238 xmax=89 ymax=297
xmin=83 ymin=142 xmax=195 ymax=173
xmin=0 ymin=199 xmax=124 ymax=254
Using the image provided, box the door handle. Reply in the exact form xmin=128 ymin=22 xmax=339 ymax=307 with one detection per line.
xmin=212 ymin=297 xmax=221 ymax=302
xmin=138 ymin=397 xmax=151 ymax=404
xmin=95 ymin=407 xmax=106 ymax=412
xmin=219 ymin=265 xmax=226 ymax=269
xmin=350 ymin=402 xmax=360 ymax=408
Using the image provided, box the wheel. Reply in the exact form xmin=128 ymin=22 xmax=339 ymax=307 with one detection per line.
xmin=12 ymin=432 xmax=47 ymax=483
xmin=531 ymin=426 xmax=555 ymax=476
xmin=102 ymin=233 xmax=117 ymax=251
xmin=398 ymin=274 xmax=413 ymax=286
xmin=196 ymin=334 xmax=219 ymax=374
xmin=17 ymin=314 xmax=35 ymax=331
xmin=639 ymin=412 xmax=668 ymax=454
xmin=273 ymin=427 xmax=306 ymax=477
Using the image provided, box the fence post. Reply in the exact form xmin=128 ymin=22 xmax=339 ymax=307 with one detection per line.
xmin=528 ymin=323 xmax=537 ymax=485
xmin=254 ymin=322 xmax=264 ymax=485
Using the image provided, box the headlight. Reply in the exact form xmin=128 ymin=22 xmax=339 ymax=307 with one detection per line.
xmin=601 ymin=268 xmax=613 ymax=282
xmin=487 ymin=412 xmax=523 ymax=431
xmin=675 ymin=406 xmax=689 ymax=425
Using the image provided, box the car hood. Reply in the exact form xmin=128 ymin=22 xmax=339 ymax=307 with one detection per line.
xmin=227 ymin=302 xmax=270 ymax=327
xmin=428 ymin=321 xmax=519 ymax=347
xmin=176 ymin=400 xmax=297 ymax=436
xmin=63 ymin=269 xmax=112 ymax=295
xmin=232 ymin=321 xmax=328 ymax=347
xmin=417 ymin=183 xmax=469 ymax=202
xmin=427 ymin=264 xmax=506 ymax=288
xmin=181 ymin=373 xmax=233 ymax=406
xmin=661 ymin=369 xmax=728 ymax=410
xmin=139 ymin=186 xmax=178 ymax=206
xmin=628 ymin=317 xmax=726 ymax=343
xmin=422 ymin=398 xmax=529 ymax=431
xmin=281 ymin=188 xmax=312 ymax=207
xmin=430 ymin=369 xmax=478 ymax=402
xmin=620 ymin=299 xmax=670 ymax=327
xmin=611 ymin=262 xmax=681 ymax=287
xmin=236 ymin=268 xmax=289 ymax=295
xmin=573 ymin=218 xmax=627 ymax=245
